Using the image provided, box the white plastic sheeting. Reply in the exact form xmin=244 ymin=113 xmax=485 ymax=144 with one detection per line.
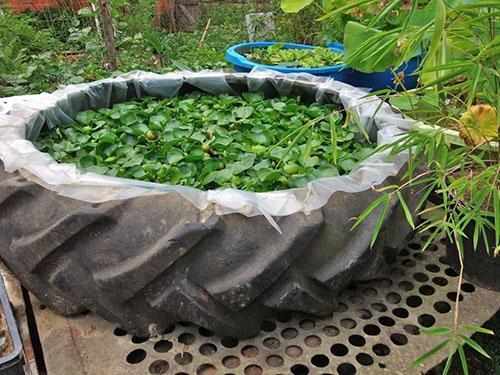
xmin=0 ymin=68 xmax=415 ymax=226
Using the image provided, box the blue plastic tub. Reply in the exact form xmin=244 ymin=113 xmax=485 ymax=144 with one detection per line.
xmin=226 ymin=42 xmax=346 ymax=79
xmin=327 ymin=41 xmax=420 ymax=91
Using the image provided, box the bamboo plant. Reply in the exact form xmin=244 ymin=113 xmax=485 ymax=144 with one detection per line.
xmin=281 ymin=0 xmax=499 ymax=372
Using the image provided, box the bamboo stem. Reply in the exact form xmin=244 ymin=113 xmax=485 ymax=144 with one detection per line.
xmin=90 ymin=3 xmax=101 ymax=37
xmin=199 ymin=18 xmax=211 ymax=47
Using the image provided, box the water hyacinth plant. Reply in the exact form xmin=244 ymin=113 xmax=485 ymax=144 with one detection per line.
xmin=36 ymin=92 xmax=375 ymax=192
xmin=245 ymin=43 xmax=343 ymax=68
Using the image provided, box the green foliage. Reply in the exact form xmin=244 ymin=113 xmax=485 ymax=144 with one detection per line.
xmin=281 ymin=0 xmax=417 ymax=41
xmin=342 ymin=21 xmax=400 ymax=72
xmin=2 ymin=1 xmax=317 ymax=96
xmin=0 ymin=10 xmax=61 ymax=76
xmin=22 ymin=2 xmax=94 ymax=45
xmin=36 ymin=92 xmax=374 ymax=191
xmin=0 ymin=1 xmax=350 ymax=97
xmin=273 ymin=1 xmax=336 ymax=44
xmin=411 ymin=324 xmax=494 ymax=375
xmin=282 ymin=1 xmax=499 ymax=129
xmin=344 ymin=1 xmax=499 ymax=125
xmin=281 ymin=0 xmax=314 ymax=13
xmin=353 ymin=127 xmax=499 ymax=254
xmin=245 ymin=44 xmax=343 ymax=68
xmin=141 ymin=30 xmax=230 ymax=71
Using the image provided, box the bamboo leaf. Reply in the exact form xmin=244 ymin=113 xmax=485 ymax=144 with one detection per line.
xmin=494 ymin=189 xmax=499 ymax=247
xmin=371 ymin=195 xmax=391 ymax=248
xmin=349 ymin=110 xmax=371 ymax=143
xmin=420 ymin=326 xmax=453 ymax=336
xmin=421 ymin=226 xmax=442 ymax=250
xmin=368 ymin=0 xmax=402 ymax=27
xmin=460 ymin=335 xmax=492 ymax=359
xmin=456 ymin=1 xmax=500 ymax=9
xmin=329 ymin=114 xmax=338 ymax=166
xmin=423 ymin=0 xmax=446 ymax=68
xmin=457 ymin=343 xmax=469 ymax=375
xmin=411 ymin=339 xmax=451 ymax=368
xmin=397 ymin=191 xmax=415 ymax=229
xmin=416 ymin=181 xmax=438 ymax=212
xmin=443 ymin=342 xmax=456 ymax=375
xmin=417 ymin=67 xmax=469 ymax=91
xmin=466 ymin=65 xmax=482 ymax=107
xmin=351 ymin=194 xmax=388 ymax=231
xmin=319 ymin=0 xmax=377 ymax=20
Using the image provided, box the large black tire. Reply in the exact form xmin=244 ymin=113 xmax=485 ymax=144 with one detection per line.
xmin=0 ymin=162 xmax=417 ymax=338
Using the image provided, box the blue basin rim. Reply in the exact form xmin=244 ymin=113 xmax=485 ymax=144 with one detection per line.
xmin=226 ymin=42 xmax=346 ymax=74
xmin=326 ymin=41 xmax=421 ymax=91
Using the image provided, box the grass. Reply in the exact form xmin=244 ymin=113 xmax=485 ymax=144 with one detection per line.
xmin=0 ymin=0 xmax=330 ymax=97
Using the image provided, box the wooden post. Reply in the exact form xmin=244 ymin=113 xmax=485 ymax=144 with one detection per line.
xmin=253 ymin=0 xmax=261 ymax=12
xmin=169 ymin=0 xmax=177 ymax=32
xmin=97 ymin=0 xmax=118 ymax=71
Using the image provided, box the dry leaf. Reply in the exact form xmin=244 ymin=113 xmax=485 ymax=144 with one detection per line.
xmin=459 ymin=104 xmax=498 ymax=146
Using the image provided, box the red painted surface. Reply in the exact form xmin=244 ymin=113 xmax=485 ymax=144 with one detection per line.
xmin=2 ymin=0 xmax=88 ymax=13
xmin=155 ymin=0 xmax=170 ymax=17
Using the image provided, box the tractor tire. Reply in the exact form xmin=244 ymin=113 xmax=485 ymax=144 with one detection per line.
xmin=0 ymin=161 xmax=417 ymax=338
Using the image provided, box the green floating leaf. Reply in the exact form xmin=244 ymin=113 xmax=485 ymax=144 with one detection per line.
xmin=283 ymin=163 xmax=300 ymax=175
xmin=245 ymin=44 xmax=342 ymax=69
xmin=133 ymin=123 xmax=150 ymax=134
xmin=120 ymin=134 xmax=138 ymax=146
xmin=75 ymin=111 xmax=95 ymax=125
xmin=167 ymin=149 xmax=184 ymax=164
xmin=37 ymin=92 xmax=373 ymax=192
xmin=338 ymin=159 xmax=356 ymax=172
xmin=85 ymin=165 xmax=109 ymax=174
xmin=212 ymin=136 xmax=233 ymax=148
xmin=242 ymin=92 xmax=264 ymax=103
xmin=120 ymin=111 xmax=138 ymax=126
xmin=190 ymin=131 xmax=206 ymax=143
xmin=168 ymin=166 xmax=181 ymax=184
xmin=257 ymin=168 xmax=281 ymax=183
xmin=288 ymin=174 xmax=312 ymax=188
xmin=302 ymin=156 xmax=320 ymax=168
xmin=121 ymin=154 xmax=144 ymax=168
xmin=78 ymin=155 xmax=97 ymax=168
xmin=96 ymin=141 xmax=116 ymax=158
xmin=205 ymin=169 xmax=233 ymax=185
xmin=230 ymin=153 xmax=256 ymax=175
xmin=234 ymin=106 xmax=254 ymax=119
xmin=314 ymin=165 xmax=339 ymax=178
xmin=250 ymin=132 xmax=272 ymax=146
xmin=150 ymin=114 xmax=169 ymax=126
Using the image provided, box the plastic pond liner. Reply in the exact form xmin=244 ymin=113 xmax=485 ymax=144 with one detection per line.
xmin=0 ymin=69 xmax=421 ymax=338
